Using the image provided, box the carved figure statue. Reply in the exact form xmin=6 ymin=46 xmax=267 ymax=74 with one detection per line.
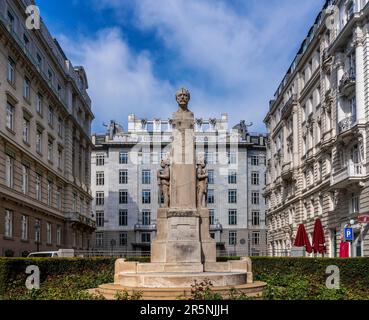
xmin=175 ymin=88 xmax=191 ymax=112
xmin=157 ymin=159 xmax=170 ymax=207
xmin=196 ymin=159 xmax=208 ymax=208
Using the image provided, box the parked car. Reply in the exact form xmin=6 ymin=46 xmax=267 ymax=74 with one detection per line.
xmin=27 ymin=249 xmax=75 ymax=258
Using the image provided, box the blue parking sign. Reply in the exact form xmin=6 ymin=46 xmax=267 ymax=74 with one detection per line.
xmin=344 ymin=228 xmax=353 ymax=242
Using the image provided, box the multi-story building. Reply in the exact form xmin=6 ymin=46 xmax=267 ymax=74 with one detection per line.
xmin=0 ymin=0 xmax=95 ymax=256
xmin=264 ymin=0 xmax=369 ymax=257
xmin=91 ymin=114 xmax=267 ymax=256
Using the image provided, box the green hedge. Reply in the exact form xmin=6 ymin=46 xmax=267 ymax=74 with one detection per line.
xmin=0 ymin=257 xmax=116 ymax=297
xmin=251 ymin=257 xmax=369 ymax=291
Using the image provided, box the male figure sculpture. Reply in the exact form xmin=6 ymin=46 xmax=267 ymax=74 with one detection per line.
xmin=196 ymin=159 xmax=208 ymax=208
xmin=176 ymin=88 xmax=191 ymax=112
xmin=157 ymin=159 xmax=170 ymax=208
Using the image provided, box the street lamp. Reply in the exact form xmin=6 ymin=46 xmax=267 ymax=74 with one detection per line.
xmin=35 ymin=222 xmax=41 ymax=252
xmin=110 ymin=239 xmax=116 ymax=256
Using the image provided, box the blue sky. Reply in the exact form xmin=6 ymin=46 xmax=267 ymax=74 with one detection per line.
xmin=36 ymin=0 xmax=325 ymax=134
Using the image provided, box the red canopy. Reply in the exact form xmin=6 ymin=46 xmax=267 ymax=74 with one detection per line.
xmin=312 ymin=218 xmax=326 ymax=254
xmin=294 ymin=224 xmax=312 ymax=253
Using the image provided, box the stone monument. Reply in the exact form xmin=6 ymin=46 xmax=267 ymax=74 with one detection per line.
xmin=92 ymin=89 xmax=266 ymax=299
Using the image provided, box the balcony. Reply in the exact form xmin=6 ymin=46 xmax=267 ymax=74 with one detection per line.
xmin=339 ymin=70 xmax=356 ymax=96
xmin=281 ymin=162 xmax=293 ymax=180
xmin=338 ymin=116 xmax=356 ymax=134
xmin=281 ymin=95 xmax=297 ymax=120
xmin=134 ymin=224 xmax=157 ymax=232
xmin=330 ymin=163 xmax=366 ymax=189
xmin=65 ymin=212 xmax=96 ymax=229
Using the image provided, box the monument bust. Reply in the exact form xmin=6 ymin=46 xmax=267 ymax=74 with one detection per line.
xmin=175 ymin=88 xmax=191 ymax=112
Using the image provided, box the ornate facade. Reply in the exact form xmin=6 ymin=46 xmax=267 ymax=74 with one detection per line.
xmin=264 ymin=0 xmax=369 ymax=257
xmin=0 ymin=0 xmax=95 ymax=256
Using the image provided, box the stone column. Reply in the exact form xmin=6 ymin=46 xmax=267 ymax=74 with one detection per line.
xmin=336 ymin=52 xmax=345 ymax=124
xmin=354 ymin=26 xmax=366 ymax=124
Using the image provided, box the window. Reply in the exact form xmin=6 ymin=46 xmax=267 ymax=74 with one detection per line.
xmin=141 ymin=233 xmax=151 ymax=243
xmin=36 ymin=53 xmax=43 ymax=70
xmin=47 ymin=181 xmax=53 ymax=206
xmin=5 ymin=210 xmax=13 ymax=238
xmin=142 ymin=211 xmax=151 ymax=225
xmin=351 ymin=193 xmax=359 ymax=214
xmin=73 ymin=193 xmax=78 ymax=212
xmin=228 ymin=170 xmax=237 ymax=184
xmin=5 ymin=155 xmax=14 ymax=188
xmin=46 ymin=222 xmax=52 ymax=244
xmin=251 ymin=172 xmax=260 ymax=185
xmin=207 ymin=189 xmax=215 ymax=204
xmin=229 ymin=231 xmax=237 ymax=246
xmin=47 ymin=68 xmax=53 ymax=83
xmin=142 ymin=170 xmax=151 ymax=184
xmin=48 ymin=106 xmax=54 ymax=126
xmin=35 ymin=220 xmax=41 ymax=243
xmin=36 ymin=129 xmax=43 ymax=153
xmin=96 ymin=233 xmax=104 ymax=247
xmin=252 ymin=232 xmax=260 ymax=246
xmin=96 ymin=172 xmax=105 ymax=186
xmin=96 ymin=192 xmax=104 ymax=206
xmin=96 ymin=211 xmax=104 ymax=227
xmin=7 ymin=10 xmax=15 ymax=32
xmin=210 ymin=232 xmax=215 ymax=239
xmin=208 ymin=170 xmax=214 ymax=184
xmin=96 ymin=154 xmax=105 ymax=166
xmin=228 ymin=210 xmax=237 ymax=225
xmin=142 ymin=190 xmax=151 ymax=204
xmin=47 ymin=139 xmax=54 ymax=162
xmin=209 ymin=209 xmax=215 ymax=225
xmin=228 ymin=190 xmax=237 ymax=204
xmin=252 ymin=192 xmax=260 ymax=205
xmin=7 ymin=58 xmax=15 ymax=84
xmin=36 ymin=173 xmax=42 ymax=201
xmin=23 ymin=117 xmax=30 ymax=143
xmin=228 ymin=152 xmax=237 ymax=165
xmin=205 ymin=151 xmax=216 ymax=164
xmin=119 ymin=232 xmax=127 ymax=246
xmin=56 ymin=226 xmax=62 ymax=246
xmin=57 ymin=148 xmax=63 ymax=169
xmin=22 ymin=165 xmax=29 ymax=194
xmin=119 ymin=152 xmax=128 ymax=164
xmin=58 ymin=117 xmax=64 ymax=137
xmin=6 ymin=102 xmax=15 ymax=131
xmin=36 ymin=93 xmax=43 ymax=115
xmin=21 ymin=215 xmax=28 ymax=241
xmin=119 ymin=209 xmax=128 ymax=226
xmin=251 ymin=155 xmax=259 ymax=166
xmin=119 ymin=190 xmax=128 ymax=204
xmin=119 ymin=170 xmax=128 ymax=184
xmin=23 ymin=77 xmax=30 ymax=100
xmin=56 ymin=187 xmax=62 ymax=210
xmin=252 ymin=211 xmax=260 ymax=226
xmin=23 ymin=33 xmax=30 ymax=50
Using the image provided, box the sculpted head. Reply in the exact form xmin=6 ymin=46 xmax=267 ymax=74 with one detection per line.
xmin=161 ymin=159 xmax=169 ymax=168
xmin=175 ymin=88 xmax=190 ymax=110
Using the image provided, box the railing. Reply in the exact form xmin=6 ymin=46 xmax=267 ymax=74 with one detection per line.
xmin=281 ymin=94 xmax=297 ymax=119
xmin=65 ymin=212 xmax=96 ymax=228
xmin=338 ymin=116 xmax=356 ymax=134
xmin=331 ymin=163 xmax=366 ymax=187
xmin=134 ymin=224 xmax=157 ymax=231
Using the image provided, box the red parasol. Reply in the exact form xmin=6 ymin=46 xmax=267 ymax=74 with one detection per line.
xmin=294 ymin=224 xmax=312 ymax=253
xmin=312 ymin=218 xmax=326 ymax=254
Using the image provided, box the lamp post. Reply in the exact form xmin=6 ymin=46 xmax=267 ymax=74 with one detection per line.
xmin=110 ymin=239 xmax=116 ymax=256
xmin=35 ymin=222 xmax=41 ymax=252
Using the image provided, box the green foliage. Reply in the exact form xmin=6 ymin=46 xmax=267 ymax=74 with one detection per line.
xmin=115 ymin=290 xmax=143 ymax=300
xmin=189 ymin=279 xmax=223 ymax=300
xmin=0 ymin=257 xmax=115 ymax=300
xmin=251 ymin=257 xmax=369 ymax=300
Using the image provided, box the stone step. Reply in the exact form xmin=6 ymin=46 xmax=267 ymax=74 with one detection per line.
xmin=90 ymin=282 xmax=266 ymax=300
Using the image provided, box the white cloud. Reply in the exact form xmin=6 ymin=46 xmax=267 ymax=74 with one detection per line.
xmin=63 ymin=0 xmax=324 ymax=132
xmin=58 ymin=28 xmax=175 ymax=132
